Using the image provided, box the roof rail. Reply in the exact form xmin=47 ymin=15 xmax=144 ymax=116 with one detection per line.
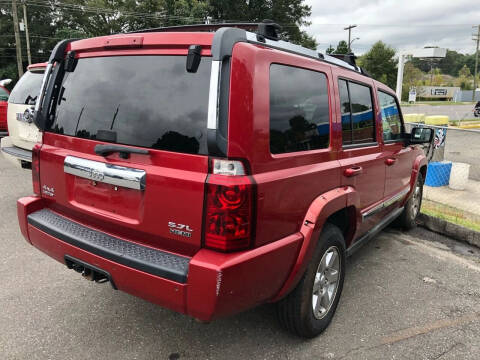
xmin=329 ymin=53 xmax=357 ymax=67
xmin=129 ymin=21 xmax=365 ymax=75
xmin=129 ymin=22 xmax=260 ymax=34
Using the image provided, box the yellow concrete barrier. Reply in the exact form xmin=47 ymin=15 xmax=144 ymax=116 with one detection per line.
xmin=425 ymin=115 xmax=449 ymax=126
xmin=403 ymin=113 xmax=425 ymax=123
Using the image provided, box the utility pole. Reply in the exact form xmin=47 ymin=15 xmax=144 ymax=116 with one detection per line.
xmin=22 ymin=0 xmax=31 ymax=65
xmin=12 ymin=0 xmax=24 ymax=77
xmin=344 ymin=24 xmax=357 ymax=53
xmin=473 ymin=25 xmax=479 ymax=101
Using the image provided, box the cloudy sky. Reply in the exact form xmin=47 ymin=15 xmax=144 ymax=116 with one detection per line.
xmin=304 ymin=0 xmax=480 ymax=55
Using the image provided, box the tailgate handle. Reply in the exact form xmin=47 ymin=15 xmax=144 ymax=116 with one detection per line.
xmin=94 ymin=144 xmax=149 ymax=159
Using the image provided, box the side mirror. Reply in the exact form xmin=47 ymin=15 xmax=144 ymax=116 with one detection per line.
xmin=409 ymin=127 xmax=434 ymax=144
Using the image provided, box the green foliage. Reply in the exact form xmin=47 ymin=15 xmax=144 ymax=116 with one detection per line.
xmin=456 ymin=64 xmax=473 ymax=90
xmin=334 ymin=40 xmax=348 ymax=54
xmin=412 ymin=50 xmax=477 ymax=77
xmin=207 ymin=0 xmax=317 ymax=49
xmin=0 ymin=0 xmax=317 ymax=87
xmin=325 ymin=44 xmax=335 ymax=54
xmin=358 ymin=41 xmax=397 ymax=89
xmin=402 ymin=62 xmax=424 ymax=98
xmin=0 ymin=2 xmax=58 ymax=87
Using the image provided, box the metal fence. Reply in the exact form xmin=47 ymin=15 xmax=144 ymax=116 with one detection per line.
xmin=406 ymin=123 xmax=480 ymax=232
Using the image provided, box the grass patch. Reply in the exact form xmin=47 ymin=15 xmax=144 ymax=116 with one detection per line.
xmin=421 ymin=199 xmax=480 ymax=232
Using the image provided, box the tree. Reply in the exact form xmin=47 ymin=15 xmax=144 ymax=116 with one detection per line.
xmin=401 ymin=62 xmax=424 ymax=101
xmin=334 ymin=40 xmax=348 ymax=54
xmin=431 ymin=68 xmax=444 ymax=86
xmin=207 ymin=0 xmax=317 ymax=49
xmin=0 ymin=2 xmax=57 ymax=86
xmin=54 ymin=0 xmax=317 ymax=48
xmin=456 ymin=65 xmax=473 ymax=90
xmin=1 ymin=0 xmax=317 ymax=87
xmin=358 ymin=41 xmax=397 ymax=89
xmin=326 ymin=44 xmax=335 ymax=54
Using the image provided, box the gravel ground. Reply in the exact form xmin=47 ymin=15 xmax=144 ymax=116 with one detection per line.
xmin=0 ymin=156 xmax=479 ymax=360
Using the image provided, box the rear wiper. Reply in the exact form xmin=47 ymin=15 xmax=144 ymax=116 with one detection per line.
xmin=94 ymin=144 xmax=149 ymax=159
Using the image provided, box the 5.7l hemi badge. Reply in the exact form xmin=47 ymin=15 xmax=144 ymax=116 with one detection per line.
xmin=168 ymin=222 xmax=193 ymax=238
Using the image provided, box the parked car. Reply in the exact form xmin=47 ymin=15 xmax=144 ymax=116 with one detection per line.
xmin=0 ymin=82 xmax=10 ymax=137
xmin=17 ymin=23 xmax=433 ymax=338
xmin=1 ymin=63 xmax=46 ymax=168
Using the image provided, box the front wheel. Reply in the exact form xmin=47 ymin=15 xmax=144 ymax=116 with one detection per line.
xmin=277 ymin=223 xmax=346 ymax=338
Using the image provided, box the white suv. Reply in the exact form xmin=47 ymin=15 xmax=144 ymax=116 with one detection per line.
xmin=1 ymin=63 xmax=45 ymax=168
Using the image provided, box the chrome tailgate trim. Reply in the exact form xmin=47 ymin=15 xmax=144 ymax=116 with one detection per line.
xmin=64 ymin=156 xmax=146 ymax=190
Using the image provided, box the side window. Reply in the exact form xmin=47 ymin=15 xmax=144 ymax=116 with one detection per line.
xmin=269 ymin=64 xmax=330 ymax=154
xmin=378 ymin=91 xmax=403 ymax=141
xmin=338 ymin=80 xmax=351 ymax=144
xmin=339 ymin=80 xmax=376 ymax=145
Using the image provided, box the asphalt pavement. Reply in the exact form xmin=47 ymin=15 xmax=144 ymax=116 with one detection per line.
xmin=0 ymin=156 xmax=479 ymax=360
xmin=403 ymin=104 xmax=476 ymax=121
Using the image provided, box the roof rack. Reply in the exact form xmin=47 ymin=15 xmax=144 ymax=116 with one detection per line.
xmin=129 ymin=21 xmax=367 ymax=76
xmin=130 ymin=22 xmax=260 ymax=34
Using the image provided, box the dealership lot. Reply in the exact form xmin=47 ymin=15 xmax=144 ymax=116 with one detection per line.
xmin=0 ymin=156 xmax=479 ymax=360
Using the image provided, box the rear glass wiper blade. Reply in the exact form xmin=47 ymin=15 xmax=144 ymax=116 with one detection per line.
xmin=94 ymin=144 xmax=149 ymax=159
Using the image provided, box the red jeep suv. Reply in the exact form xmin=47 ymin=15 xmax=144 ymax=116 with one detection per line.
xmin=17 ymin=23 xmax=433 ymax=337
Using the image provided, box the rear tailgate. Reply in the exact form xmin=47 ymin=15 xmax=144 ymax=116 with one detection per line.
xmin=38 ymin=45 xmax=213 ymax=257
xmin=40 ymin=135 xmax=207 ymax=256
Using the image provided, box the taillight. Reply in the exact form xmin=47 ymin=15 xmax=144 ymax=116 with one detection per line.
xmin=31 ymin=143 xmax=41 ymax=195
xmin=204 ymin=159 xmax=255 ymax=252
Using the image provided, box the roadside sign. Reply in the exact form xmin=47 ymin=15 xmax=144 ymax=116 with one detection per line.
xmin=408 ymin=88 xmax=417 ymax=103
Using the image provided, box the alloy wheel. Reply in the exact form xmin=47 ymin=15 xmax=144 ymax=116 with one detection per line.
xmin=312 ymin=246 xmax=341 ymax=320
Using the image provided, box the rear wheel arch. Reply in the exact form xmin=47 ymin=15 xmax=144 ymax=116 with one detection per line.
xmin=271 ymin=187 xmax=358 ymax=301
xmin=325 ymin=206 xmax=356 ymax=248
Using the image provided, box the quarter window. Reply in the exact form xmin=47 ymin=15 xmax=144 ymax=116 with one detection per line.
xmin=269 ymin=64 xmax=330 ymax=154
xmin=378 ymin=91 xmax=403 ymax=141
xmin=339 ymin=80 xmax=375 ymax=145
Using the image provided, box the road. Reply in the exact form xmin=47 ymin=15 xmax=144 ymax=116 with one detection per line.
xmin=402 ymin=104 xmax=476 ymax=121
xmin=0 ymin=156 xmax=479 ymax=360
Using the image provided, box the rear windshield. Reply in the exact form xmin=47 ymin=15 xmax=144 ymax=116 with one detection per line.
xmin=9 ymin=70 xmax=44 ymax=105
xmin=48 ymin=56 xmax=212 ymax=155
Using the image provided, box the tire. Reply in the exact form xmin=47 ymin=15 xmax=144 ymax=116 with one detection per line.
xmin=397 ymin=173 xmax=424 ymax=230
xmin=277 ymin=223 xmax=346 ymax=338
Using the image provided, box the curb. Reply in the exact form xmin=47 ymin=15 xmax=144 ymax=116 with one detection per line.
xmin=417 ymin=213 xmax=480 ymax=249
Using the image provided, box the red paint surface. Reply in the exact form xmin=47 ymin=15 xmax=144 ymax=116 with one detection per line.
xmin=16 ymin=33 xmax=428 ymax=320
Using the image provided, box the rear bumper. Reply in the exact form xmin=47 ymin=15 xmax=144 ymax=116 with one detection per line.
xmin=1 ymin=137 xmax=31 ymax=168
xmin=17 ymin=196 xmax=303 ymax=321
xmin=0 ymin=131 xmax=8 ymax=137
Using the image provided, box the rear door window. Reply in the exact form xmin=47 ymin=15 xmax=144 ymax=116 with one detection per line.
xmin=339 ymin=79 xmax=375 ymax=145
xmin=8 ymin=71 xmax=44 ymax=105
xmin=49 ymin=56 xmax=212 ymax=155
xmin=378 ymin=91 xmax=403 ymax=141
xmin=269 ymin=64 xmax=330 ymax=154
